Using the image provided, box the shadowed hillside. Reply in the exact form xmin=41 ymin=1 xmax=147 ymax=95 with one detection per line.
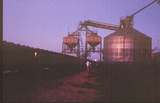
xmin=3 ymin=41 xmax=83 ymax=71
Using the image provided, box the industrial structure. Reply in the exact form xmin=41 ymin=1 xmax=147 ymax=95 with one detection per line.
xmin=104 ymin=29 xmax=152 ymax=63
xmin=62 ymin=0 xmax=159 ymax=63
xmin=85 ymin=32 xmax=102 ymax=60
xmin=62 ymin=21 xmax=103 ymax=61
xmin=62 ymin=32 xmax=81 ymax=57
xmin=103 ymin=0 xmax=160 ymax=63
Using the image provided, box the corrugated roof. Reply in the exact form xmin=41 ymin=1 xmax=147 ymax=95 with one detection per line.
xmin=105 ymin=28 xmax=151 ymax=39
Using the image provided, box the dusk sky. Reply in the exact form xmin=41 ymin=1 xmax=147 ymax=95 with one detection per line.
xmin=3 ymin=0 xmax=160 ymax=53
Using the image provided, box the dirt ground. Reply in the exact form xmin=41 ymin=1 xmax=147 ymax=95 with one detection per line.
xmin=3 ymin=63 xmax=160 ymax=103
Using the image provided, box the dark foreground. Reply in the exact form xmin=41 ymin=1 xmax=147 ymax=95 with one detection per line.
xmin=3 ymin=63 xmax=160 ymax=103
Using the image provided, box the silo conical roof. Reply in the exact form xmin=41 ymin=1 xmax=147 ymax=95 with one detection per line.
xmin=105 ymin=28 xmax=151 ymax=39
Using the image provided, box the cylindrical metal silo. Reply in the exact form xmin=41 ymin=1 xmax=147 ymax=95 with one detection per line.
xmin=103 ymin=28 xmax=152 ymax=63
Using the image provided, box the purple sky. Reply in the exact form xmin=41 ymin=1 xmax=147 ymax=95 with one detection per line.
xmin=3 ymin=0 xmax=160 ymax=53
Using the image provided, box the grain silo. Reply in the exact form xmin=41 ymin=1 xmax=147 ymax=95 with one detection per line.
xmin=104 ymin=28 xmax=152 ymax=63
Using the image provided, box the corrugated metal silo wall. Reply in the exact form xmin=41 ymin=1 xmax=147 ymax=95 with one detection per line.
xmin=103 ymin=30 xmax=152 ymax=63
xmin=104 ymin=35 xmax=118 ymax=63
xmin=133 ymin=34 xmax=152 ymax=63
xmin=103 ymin=36 xmax=109 ymax=63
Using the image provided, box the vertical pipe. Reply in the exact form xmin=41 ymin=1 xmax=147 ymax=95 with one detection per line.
xmin=100 ymin=40 xmax=102 ymax=62
xmin=77 ymin=33 xmax=81 ymax=58
xmin=62 ymin=42 xmax=64 ymax=54
xmin=85 ymin=30 xmax=88 ymax=61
